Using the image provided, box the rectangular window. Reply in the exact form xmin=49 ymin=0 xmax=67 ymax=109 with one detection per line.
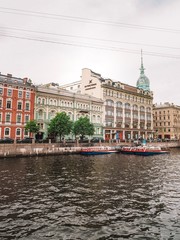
xmin=7 ymin=89 xmax=12 ymax=96
xmin=0 ymin=88 xmax=3 ymax=95
xmin=6 ymin=114 xmax=11 ymax=122
xmin=18 ymin=90 xmax=23 ymax=98
xmin=0 ymin=99 xmax=2 ymax=108
xmin=25 ymin=115 xmax=29 ymax=123
xmin=26 ymin=92 xmax=30 ymax=99
xmin=17 ymin=114 xmax=21 ymax=123
xmin=25 ymin=102 xmax=30 ymax=111
xmin=6 ymin=100 xmax=11 ymax=109
xmin=18 ymin=102 xmax=22 ymax=110
xmin=16 ymin=128 xmax=21 ymax=136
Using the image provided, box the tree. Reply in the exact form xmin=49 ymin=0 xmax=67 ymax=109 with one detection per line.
xmin=25 ymin=120 xmax=40 ymax=137
xmin=48 ymin=112 xmax=73 ymax=141
xmin=73 ymin=116 xmax=94 ymax=140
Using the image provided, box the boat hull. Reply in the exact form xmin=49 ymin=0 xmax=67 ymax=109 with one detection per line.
xmin=120 ymin=150 xmax=169 ymax=156
xmin=80 ymin=150 xmax=117 ymax=155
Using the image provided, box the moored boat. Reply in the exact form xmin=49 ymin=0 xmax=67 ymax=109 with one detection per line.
xmin=119 ymin=145 xmax=170 ymax=156
xmin=80 ymin=146 xmax=119 ymax=155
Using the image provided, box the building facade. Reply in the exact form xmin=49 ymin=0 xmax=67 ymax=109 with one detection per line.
xmin=0 ymin=73 xmax=35 ymax=139
xmin=153 ymin=102 xmax=180 ymax=140
xmin=35 ymin=83 xmax=104 ymax=139
xmin=80 ymin=68 xmax=154 ymax=141
xmin=62 ymin=60 xmax=154 ymax=141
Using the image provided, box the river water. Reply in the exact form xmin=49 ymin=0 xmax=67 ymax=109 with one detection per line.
xmin=0 ymin=149 xmax=180 ymax=240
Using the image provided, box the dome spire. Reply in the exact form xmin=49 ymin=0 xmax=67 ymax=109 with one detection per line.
xmin=136 ymin=50 xmax=150 ymax=91
xmin=140 ymin=49 xmax=145 ymax=74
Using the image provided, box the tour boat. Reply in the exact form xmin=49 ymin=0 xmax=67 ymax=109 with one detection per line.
xmin=80 ymin=146 xmax=119 ymax=155
xmin=119 ymin=145 xmax=170 ymax=156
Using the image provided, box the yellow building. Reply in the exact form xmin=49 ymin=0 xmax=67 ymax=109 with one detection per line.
xmin=153 ymin=102 xmax=180 ymax=140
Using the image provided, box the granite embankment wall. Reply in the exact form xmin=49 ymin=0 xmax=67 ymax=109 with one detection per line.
xmin=0 ymin=143 xmax=82 ymax=158
xmin=0 ymin=141 xmax=179 ymax=158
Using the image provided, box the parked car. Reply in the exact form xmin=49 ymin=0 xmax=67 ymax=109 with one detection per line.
xmin=65 ymin=138 xmax=75 ymax=143
xmin=90 ymin=137 xmax=105 ymax=143
xmin=16 ymin=137 xmax=34 ymax=143
xmin=79 ymin=137 xmax=89 ymax=143
xmin=0 ymin=137 xmax=14 ymax=144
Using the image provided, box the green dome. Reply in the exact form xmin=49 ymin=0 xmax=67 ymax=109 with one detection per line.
xmin=136 ymin=52 xmax=150 ymax=91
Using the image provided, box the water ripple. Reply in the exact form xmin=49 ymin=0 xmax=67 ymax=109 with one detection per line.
xmin=0 ymin=150 xmax=180 ymax=239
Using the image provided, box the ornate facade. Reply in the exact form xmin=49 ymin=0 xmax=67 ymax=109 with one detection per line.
xmin=62 ymin=62 xmax=154 ymax=141
xmin=153 ymin=102 xmax=180 ymax=140
xmin=0 ymin=73 xmax=35 ymax=139
xmin=80 ymin=68 xmax=154 ymax=141
xmin=35 ymin=83 xmax=104 ymax=139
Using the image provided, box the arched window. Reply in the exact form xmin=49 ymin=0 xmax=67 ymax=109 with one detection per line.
xmin=125 ymin=103 xmax=131 ymax=110
xmin=38 ymin=98 xmax=41 ymax=104
xmin=133 ymin=104 xmax=138 ymax=111
xmin=116 ymin=101 xmax=123 ymax=108
xmin=4 ymin=128 xmax=10 ymax=136
xmin=106 ymin=99 xmax=114 ymax=106
xmin=140 ymin=106 xmax=145 ymax=112
xmin=147 ymin=107 xmax=151 ymax=112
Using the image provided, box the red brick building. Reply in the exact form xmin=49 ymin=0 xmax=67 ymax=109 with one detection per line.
xmin=0 ymin=73 xmax=35 ymax=140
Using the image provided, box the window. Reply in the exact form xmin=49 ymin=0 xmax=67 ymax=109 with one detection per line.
xmin=18 ymin=90 xmax=23 ymax=98
xmin=0 ymin=99 xmax=2 ymax=108
xmin=38 ymin=110 xmax=43 ymax=119
xmin=0 ymin=113 xmax=1 ymax=122
xmin=26 ymin=92 xmax=30 ymax=99
xmin=6 ymin=113 xmax=11 ymax=122
xmin=6 ymin=100 xmax=11 ymax=109
xmin=97 ymin=115 xmax=100 ymax=123
xmin=17 ymin=102 xmax=22 ymax=110
xmin=16 ymin=128 xmax=21 ymax=136
xmin=25 ymin=102 xmax=30 ymax=111
xmin=0 ymin=87 xmax=3 ymax=95
xmin=125 ymin=103 xmax=131 ymax=110
xmin=7 ymin=89 xmax=12 ymax=97
xmin=116 ymin=102 xmax=122 ymax=108
xmin=38 ymin=98 xmax=41 ymax=104
xmin=140 ymin=106 xmax=145 ymax=112
xmin=25 ymin=115 xmax=29 ymax=123
xmin=17 ymin=114 xmax=21 ymax=123
xmin=5 ymin=128 xmax=10 ymax=136
xmin=106 ymin=100 xmax=114 ymax=106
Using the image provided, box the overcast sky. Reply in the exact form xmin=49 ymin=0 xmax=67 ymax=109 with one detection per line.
xmin=0 ymin=0 xmax=180 ymax=104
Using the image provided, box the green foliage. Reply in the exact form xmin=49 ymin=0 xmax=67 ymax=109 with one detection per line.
xmin=73 ymin=116 xmax=94 ymax=139
xmin=48 ymin=112 xmax=73 ymax=141
xmin=25 ymin=120 xmax=40 ymax=134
